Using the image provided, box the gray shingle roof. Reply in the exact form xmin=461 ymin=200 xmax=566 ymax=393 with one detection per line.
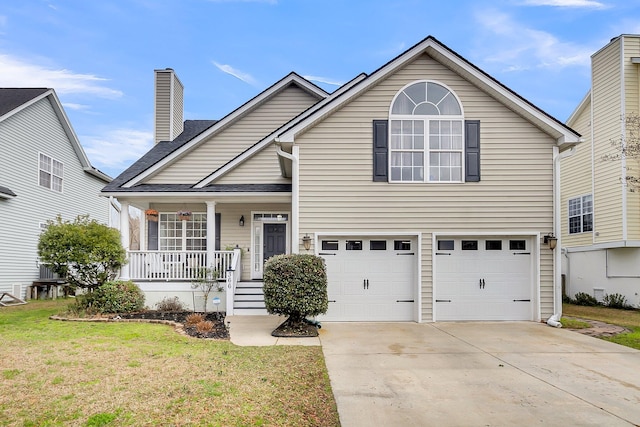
xmin=0 ymin=88 xmax=49 ymax=118
xmin=105 ymin=183 xmax=292 ymax=193
xmin=102 ymin=120 xmax=216 ymax=191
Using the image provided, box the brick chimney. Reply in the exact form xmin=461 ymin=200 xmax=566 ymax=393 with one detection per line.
xmin=154 ymin=68 xmax=184 ymax=144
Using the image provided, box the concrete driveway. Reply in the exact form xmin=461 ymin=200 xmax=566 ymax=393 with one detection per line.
xmin=319 ymin=322 xmax=640 ymax=426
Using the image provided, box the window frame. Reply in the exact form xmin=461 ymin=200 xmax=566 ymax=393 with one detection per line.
xmin=38 ymin=153 xmax=64 ymax=193
xmin=388 ymin=80 xmax=465 ymax=184
xmin=158 ymin=212 xmax=207 ymax=251
xmin=568 ymin=194 xmax=593 ymax=234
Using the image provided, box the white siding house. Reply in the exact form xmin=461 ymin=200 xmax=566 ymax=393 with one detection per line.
xmin=103 ymin=37 xmax=580 ymax=321
xmin=0 ymin=88 xmax=112 ymax=299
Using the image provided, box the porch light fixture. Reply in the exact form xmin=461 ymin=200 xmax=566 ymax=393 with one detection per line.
xmin=544 ymin=233 xmax=557 ymax=250
xmin=302 ymin=234 xmax=312 ymax=251
xmin=239 ymin=215 xmax=245 ymax=227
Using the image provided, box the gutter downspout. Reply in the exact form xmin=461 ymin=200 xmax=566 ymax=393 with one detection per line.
xmin=275 ymin=143 xmax=299 ymax=254
xmin=548 ymin=145 xmax=577 ymax=327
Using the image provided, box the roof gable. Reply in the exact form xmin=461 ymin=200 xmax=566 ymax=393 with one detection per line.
xmin=0 ymin=88 xmax=111 ymax=183
xmin=121 ymin=72 xmax=327 ymax=188
xmin=276 ymin=36 xmax=580 ymax=147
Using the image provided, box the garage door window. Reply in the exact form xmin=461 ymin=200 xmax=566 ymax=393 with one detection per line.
xmin=322 ymin=240 xmax=338 ymax=251
xmin=509 ymin=240 xmax=526 ymax=250
xmin=462 ymin=240 xmax=478 ymax=250
xmin=346 ymin=240 xmax=363 ymax=250
xmin=438 ymin=240 xmax=454 ymax=250
xmin=370 ymin=240 xmax=387 ymax=250
xmin=394 ymin=240 xmax=411 ymax=250
xmin=486 ymin=240 xmax=502 ymax=250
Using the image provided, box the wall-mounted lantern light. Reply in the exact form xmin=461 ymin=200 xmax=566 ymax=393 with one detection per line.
xmin=544 ymin=232 xmax=557 ymax=250
xmin=302 ymin=234 xmax=312 ymax=251
xmin=239 ymin=215 xmax=245 ymax=227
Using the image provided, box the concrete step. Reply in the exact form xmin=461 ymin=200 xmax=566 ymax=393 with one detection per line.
xmin=235 ymin=287 xmax=264 ymax=295
xmin=234 ymin=294 xmax=264 ymax=302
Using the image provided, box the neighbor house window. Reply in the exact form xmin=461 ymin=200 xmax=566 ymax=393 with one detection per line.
xmin=389 ymin=81 xmax=463 ymax=182
xmin=159 ymin=213 xmax=207 ymax=250
xmin=39 ymin=153 xmax=63 ymax=192
xmin=568 ymin=195 xmax=593 ymax=234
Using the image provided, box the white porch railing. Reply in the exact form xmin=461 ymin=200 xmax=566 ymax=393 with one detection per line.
xmin=225 ymin=248 xmax=242 ymax=316
xmin=128 ymin=250 xmax=234 ymax=281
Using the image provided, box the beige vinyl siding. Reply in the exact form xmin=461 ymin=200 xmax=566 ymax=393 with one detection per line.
xmin=562 ymin=100 xmax=594 ymax=247
xmin=215 ymin=143 xmax=290 ymax=184
xmin=295 ymin=53 xmax=555 ymax=320
xmin=0 ymin=97 xmax=110 ymax=297
xmin=592 ymin=39 xmax=624 ymax=242
xmin=154 ymin=72 xmax=171 ymax=144
xmin=147 ymin=202 xmax=289 ymax=281
xmin=623 ymin=37 xmax=640 ymax=239
xmin=147 ymin=85 xmax=319 ymax=184
xmin=172 ymin=77 xmax=184 ymax=140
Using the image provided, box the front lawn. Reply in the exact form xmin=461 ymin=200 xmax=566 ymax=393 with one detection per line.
xmin=563 ymin=303 xmax=640 ymax=350
xmin=0 ymin=300 xmax=339 ymax=426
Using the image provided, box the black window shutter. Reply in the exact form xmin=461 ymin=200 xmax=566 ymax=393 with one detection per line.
xmin=215 ymin=213 xmax=221 ymax=251
xmin=465 ymin=120 xmax=480 ymax=182
xmin=373 ymin=120 xmax=388 ymax=182
xmin=147 ymin=219 xmax=159 ymax=250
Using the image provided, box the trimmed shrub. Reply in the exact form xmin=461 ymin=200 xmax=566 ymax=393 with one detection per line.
xmin=263 ymin=254 xmax=328 ymax=322
xmin=155 ymin=296 xmax=185 ymax=312
xmin=574 ymin=292 xmax=598 ymax=306
xmin=603 ymin=293 xmax=629 ymax=309
xmin=91 ymin=280 xmax=144 ymax=313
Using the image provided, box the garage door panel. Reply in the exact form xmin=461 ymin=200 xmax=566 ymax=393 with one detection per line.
xmin=320 ymin=237 xmax=416 ymax=322
xmin=435 ymin=237 xmax=534 ymax=321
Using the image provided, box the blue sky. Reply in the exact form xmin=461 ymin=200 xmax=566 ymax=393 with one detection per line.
xmin=1 ymin=0 xmax=639 ymax=178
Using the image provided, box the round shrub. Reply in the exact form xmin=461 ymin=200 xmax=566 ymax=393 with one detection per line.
xmin=84 ymin=280 xmax=145 ymax=314
xmin=263 ymin=254 xmax=328 ymax=322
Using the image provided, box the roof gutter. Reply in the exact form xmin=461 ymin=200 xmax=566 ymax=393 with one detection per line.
xmin=276 ymin=143 xmax=299 ymax=254
xmin=548 ymin=144 xmax=577 ymax=327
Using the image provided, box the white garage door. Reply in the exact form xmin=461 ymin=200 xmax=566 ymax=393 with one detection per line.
xmin=319 ymin=237 xmax=417 ymax=321
xmin=435 ymin=236 xmax=534 ymax=321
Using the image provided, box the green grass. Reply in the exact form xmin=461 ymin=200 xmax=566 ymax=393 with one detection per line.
xmin=563 ymin=303 xmax=640 ymax=350
xmin=0 ymin=300 xmax=339 ymax=426
xmin=560 ymin=317 xmax=591 ymax=329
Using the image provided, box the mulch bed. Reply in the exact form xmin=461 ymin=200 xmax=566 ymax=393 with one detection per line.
xmin=51 ymin=311 xmax=229 ymax=340
xmin=118 ymin=311 xmax=229 ymax=339
xmin=271 ymin=317 xmax=320 ymax=337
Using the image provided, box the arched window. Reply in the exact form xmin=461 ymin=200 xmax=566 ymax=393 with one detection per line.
xmin=389 ymin=81 xmax=464 ymax=182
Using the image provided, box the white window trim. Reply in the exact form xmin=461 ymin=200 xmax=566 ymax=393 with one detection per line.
xmin=38 ymin=152 xmax=64 ymax=193
xmin=568 ymin=194 xmax=593 ymax=235
xmin=158 ymin=212 xmax=207 ymax=251
xmin=388 ymin=80 xmax=465 ymax=184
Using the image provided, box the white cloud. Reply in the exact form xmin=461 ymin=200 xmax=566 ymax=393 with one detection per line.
xmin=0 ymin=54 xmax=122 ymax=98
xmin=212 ymin=61 xmax=258 ymax=86
xmin=521 ymin=0 xmax=608 ymax=8
xmin=302 ymin=75 xmax=345 ymax=86
xmin=475 ymin=10 xmax=594 ymax=71
xmin=62 ymin=102 xmax=91 ymax=111
xmin=82 ymin=128 xmax=153 ymax=175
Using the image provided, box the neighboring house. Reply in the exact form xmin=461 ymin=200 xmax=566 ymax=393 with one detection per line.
xmin=0 ymin=88 xmax=112 ymax=299
xmin=561 ymin=34 xmax=640 ymax=308
xmin=102 ymin=36 xmax=581 ymax=321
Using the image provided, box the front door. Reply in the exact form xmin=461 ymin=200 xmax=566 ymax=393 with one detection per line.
xmin=263 ymin=223 xmax=287 ymax=262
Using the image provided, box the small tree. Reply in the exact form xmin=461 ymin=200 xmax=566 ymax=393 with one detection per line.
xmin=263 ymin=254 xmax=328 ymax=331
xmin=190 ymin=266 xmax=221 ymax=313
xmin=602 ymin=113 xmax=640 ymax=191
xmin=38 ymin=215 xmax=126 ymax=292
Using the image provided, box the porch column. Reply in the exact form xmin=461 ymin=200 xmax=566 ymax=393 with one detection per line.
xmin=206 ymin=201 xmax=216 ymax=268
xmin=119 ymin=200 xmax=130 ymax=280
xmin=139 ymin=209 xmax=147 ymax=251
